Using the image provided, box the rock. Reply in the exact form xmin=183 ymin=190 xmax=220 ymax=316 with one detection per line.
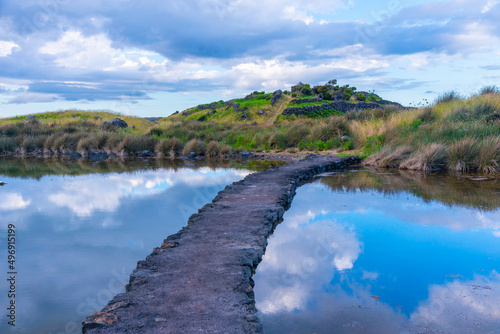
xmin=72 ymin=114 xmax=79 ymax=118
xmin=109 ymin=118 xmax=128 ymax=128
xmin=272 ymin=90 xmax=283 ymax=105
xmin=88 ymin=150 xmax=109 ymax=161
xmin=25 ymin=116 xmax=36 ymax=120
xmin=182 ymin=112 xmax=191 ymax=116
xmin=131 ymin=125 xmax=136 ymax=129
xmin=240 ymin=151 xmax=253 ymax=159
xmin=69 ymin=152 xmax=82 ymax=159
xmin=94 ymin=116 xmax=102 ymax=121
xmin=238 ymin=111 xmax=249 ymax=121
xmin=140 ymin=150 xmax=152 ymax=157
xmin=341 ymin=135 xmax=350 ymax=141
xmin=251 ymin=122 xmax=258 ymax=126
xmin=257 ymin=110 xmax=267 ymax=115
xmin=180 ymin=152 xmax=197 ymax=160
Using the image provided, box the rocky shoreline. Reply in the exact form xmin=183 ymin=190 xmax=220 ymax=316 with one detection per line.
xmin=82 ymin=154 xmax=360 ymax=334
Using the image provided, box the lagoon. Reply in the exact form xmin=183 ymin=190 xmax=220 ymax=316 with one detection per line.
xmin=254 ymin=168 xmax=500 ymax=334
xmin=0 ymin=158 xmax=281 ymax=334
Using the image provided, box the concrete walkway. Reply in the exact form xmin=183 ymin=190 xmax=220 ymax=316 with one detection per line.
xmin=83 ymin=154 xmax=360 ymax=334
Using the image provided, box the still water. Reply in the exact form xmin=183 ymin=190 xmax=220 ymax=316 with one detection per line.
xmin=254 ymin=169 xmax=500 ymax=334
xmin=0 ymin=158 xmax=282 ymax=334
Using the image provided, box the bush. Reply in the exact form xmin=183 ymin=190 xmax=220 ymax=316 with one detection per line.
xmin=401 ymin=143 xmax=448 ymax=172
xmin=366 ymin=145 xmax=413 ymax=168
xmin=477 ymin=136 xmax=500 ymax=174
xmin=435 ymin=91 xmax=462 ymax=104
xmin=77 ymin=137 xmax=95 ymax=154
xmin=206 ymin=141 xmax=221 ymax=157
xmin=0 ymin=137 xmax=16 ymax=153
xmin=478 ymin=85 xmax=499 ymax=95
xmin=182 ymin=139 xmax=206 ymax=155
xmin=156 ymin=138 xmax=176 ymax=156
xmin=447 ymin=138 xmax=478 ymax=173
xmin=220 ymin=145 xmax=232 ymax=155
xmin=285 ymin=123 xmax=310 ymax=146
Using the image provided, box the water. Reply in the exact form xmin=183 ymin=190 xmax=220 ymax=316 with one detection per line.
xmin=0 ymin=158 xmax=284 ymax=334
xmin=254 ymin=169 xmax=500 ymax=334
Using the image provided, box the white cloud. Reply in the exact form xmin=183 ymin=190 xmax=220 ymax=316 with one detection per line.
xmin=256 ymin=215 xmax=362 ymax=314
xmin=282 ymin=6 xmax=315 ymax=25
xmin=0 ymin=193 xmax=31 ymax=210
xmin=410 ymin=272 xmax=500 ymax=332
xmin=0 ymin=40 xmax=18 ymax=57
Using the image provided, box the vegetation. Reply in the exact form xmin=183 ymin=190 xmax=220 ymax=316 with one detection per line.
xmin=0 ymin=82 xmax=499 ymax=174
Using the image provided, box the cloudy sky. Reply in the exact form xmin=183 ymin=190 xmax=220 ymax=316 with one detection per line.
xmin=0 ymin=0 xmax=499 ymax=117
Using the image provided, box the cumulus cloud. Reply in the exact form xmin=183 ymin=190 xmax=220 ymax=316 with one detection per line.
xmin=0 ymin=40 xmax=19 ymax=57
xmin=0 ymin=193 xmax=31 ymax=210
xmin=0 ymin=0 xmax=499 ymax=109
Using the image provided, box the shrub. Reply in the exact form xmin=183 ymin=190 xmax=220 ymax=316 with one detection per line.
xmin=220 ymin=145 xmax=232 ymax=155
xmin=118 ymin=135 xmax=157 ymax=154
xmin=0 ymin=137 xmax=16 ymax=153
xmin=182 ymin=139 xmax=206 ymax=155
xmin=77 ymin=137 xmax=94 ymax=154
xmin=447 ymin=138 xmax=478 ymax=173
xmin=156 ymin=138 xmax=175 ymax=156
xmin=206 ymin=141 xmax=221 ymax=157
xmin=434 ymin=91 xmax=462 ymax=104
xmin=400 ymin=143 xmax=448 ymax=172
xmin=477 ymin=136 xmax=500 ymax=174
xmin=285 ymin=123 xmax=310 ymax=146
xmin=478 ymin=85 xmax=499 ymax=95
xmin=366 ymin=145 xmax=413 ymax=168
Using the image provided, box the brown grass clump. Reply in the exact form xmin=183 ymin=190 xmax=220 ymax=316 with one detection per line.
xmin=155 ymin=138 xmax=182 ymax=157
xmin=400 ymin=143 xmax=448 ymax=172
xmin=366 ymin=145 xmax=413 ymax=168
xmin=447 ymin=138 xmax=478 ymax=173
xmin=220 ymin=145 xmax=232 ymax=156
xmin=477 ymin=136 xmax=500 ymax=174
xmin=206 ymin=141 xmax=221 ymax=157
xmin=182 ymin=139 xmax=206 ymax=155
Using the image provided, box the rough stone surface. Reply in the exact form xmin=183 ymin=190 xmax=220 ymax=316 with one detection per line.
xmin=282 ymin=100 xmax=382 ymax=116
xmin=290 ymin=97 xmax=323 ymax=104
xmin=257 ymin=110 xmax=267 ymax=115
xmin=82 ymin=155 xmax=360 ymax=334
xmin=109 ymin=118 xmax=128 ymax=128
xmin=271 ymin=90 xmax=282 ymax=105
xmin=240 ymin=151 xmax=253 ymax=159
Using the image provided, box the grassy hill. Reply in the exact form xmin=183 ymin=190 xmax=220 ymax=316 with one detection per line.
xmin=0 ymin=81 xmax=499 ymax=174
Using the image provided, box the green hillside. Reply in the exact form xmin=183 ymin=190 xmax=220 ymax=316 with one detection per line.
xmin=0 ymin=81 xmax=499 ymax=174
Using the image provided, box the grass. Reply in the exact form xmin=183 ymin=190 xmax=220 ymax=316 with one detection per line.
xmin=0 ymin=86 xmax=499 ymax=174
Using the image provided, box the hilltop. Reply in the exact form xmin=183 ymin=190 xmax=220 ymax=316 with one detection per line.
xmin=0 ymin=81 xmax=499 ymax=174
xmin=167 ymin=80 xmax=402 ymax=124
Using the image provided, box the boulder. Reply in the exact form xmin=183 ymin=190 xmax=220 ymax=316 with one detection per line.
xmin=94 ymin=116 xmax=102 ymax=121
xmin=257 ymin=110 xmax=267 ymax=115
xmin=25 ymin=116 xmax=36 ymax=120
xmin=109 ymin=118 xmax=128 ymax=128
xmin=140 ymin=150 xmax=152 ymax=157
xmin=181 ymin=152 xmax=197 ymax=160
xmin=272 ymin=90 xmax=283 ymax=105
xmin=240 ymin=151 xmax=253 ymax=159
xmin=88 ymin=150 xmax=109 ymax=161
xmin=69 ymin=152 xmax=82 ymax=159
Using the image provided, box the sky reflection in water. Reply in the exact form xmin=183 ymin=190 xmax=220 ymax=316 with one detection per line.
xmin=254 ymin=169 xmax=500 ymax=334
xmin=0 ymin=161 xmax=252 ymax=334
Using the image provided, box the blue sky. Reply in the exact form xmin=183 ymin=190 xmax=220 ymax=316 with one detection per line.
xmin=0 ymin=0 xmax=499 ymax=117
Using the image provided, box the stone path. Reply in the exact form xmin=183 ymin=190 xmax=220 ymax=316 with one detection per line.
xmin=83 ymin=154 xmax=360 ymax=334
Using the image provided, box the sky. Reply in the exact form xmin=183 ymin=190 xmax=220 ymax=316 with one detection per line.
xmin=0 ymin=0 xmax=499 ymax=117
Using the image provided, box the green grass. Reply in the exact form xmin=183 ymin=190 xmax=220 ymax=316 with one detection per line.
xmin=1 ymin=86 xmax=499 ymax=174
